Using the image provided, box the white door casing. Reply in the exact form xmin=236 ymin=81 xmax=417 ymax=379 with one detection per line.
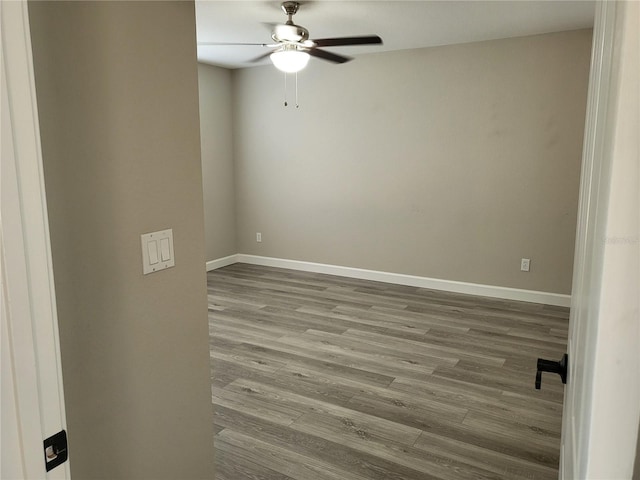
xmin=1 ymin=1 xmax=69 ymax=478
xmin=560 ymin=2 xmax=617 ymax=478
xmin=561 ymin=1 xmax=640 ymax=478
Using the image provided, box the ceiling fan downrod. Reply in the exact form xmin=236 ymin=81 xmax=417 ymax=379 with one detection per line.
xmin=281 ymin=1 xmax=300 ymax=24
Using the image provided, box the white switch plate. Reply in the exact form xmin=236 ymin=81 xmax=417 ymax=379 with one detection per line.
xmin=141 ymin=229 xmax=175 ymax=275
xmin=256 ymin=232 xmax=262 ymax=243
xmin=521 ymin=258 xmax=531 ymax=272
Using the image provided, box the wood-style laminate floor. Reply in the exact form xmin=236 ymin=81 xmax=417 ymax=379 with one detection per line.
xmin=208 ymin=264 xmax=569 ymax=480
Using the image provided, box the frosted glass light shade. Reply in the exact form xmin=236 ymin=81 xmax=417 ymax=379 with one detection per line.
xmin=270 ymin=50 xmax=310 ymax=73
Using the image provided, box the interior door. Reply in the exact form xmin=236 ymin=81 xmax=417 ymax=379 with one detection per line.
xmin=1 ymin=1 xmax=69 ymax=478
xmin=560 ymin=1 xmax=639 ymax=478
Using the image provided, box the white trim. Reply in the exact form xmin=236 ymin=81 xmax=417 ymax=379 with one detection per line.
xmin=1 ymin=1 xmax=68 ymax=477
xmin=206 ymin=254 xmax=239 ymax=271
xmin=235 ymin=254 xmax=571 ymax=307
xmin=560 ymin=2 xmax=620 ymax=478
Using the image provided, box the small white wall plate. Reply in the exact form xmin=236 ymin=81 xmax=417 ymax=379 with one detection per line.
xmin=141 ymin=229 xmax=175 ymax=275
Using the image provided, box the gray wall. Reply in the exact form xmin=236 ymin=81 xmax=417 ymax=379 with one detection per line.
xmin=29 ymin=2 xmax=214 ymax=478
xmin=233 ymin=29 xmax=592 ymax=294
xmin=198 ymin=63 xmax=237 ymax=261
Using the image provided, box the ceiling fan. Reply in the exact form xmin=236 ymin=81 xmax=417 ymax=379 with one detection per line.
xmin=200 ymin=1 xmax=383 ymax=73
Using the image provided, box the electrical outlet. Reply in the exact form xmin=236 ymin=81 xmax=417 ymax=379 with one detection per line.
xmin=256 ymin=232 xmax=262 ymax=243
xmin=521 ymin=258 xmax=531 ymax=272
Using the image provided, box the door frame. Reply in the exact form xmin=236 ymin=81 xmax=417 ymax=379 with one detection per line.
xmin=1 ymin=1 xmax=69 ymax=478
xmin=561 ymin=0 xmax=640 ymax=478
xmin=560 ymin=1 xmax=617 ymax=477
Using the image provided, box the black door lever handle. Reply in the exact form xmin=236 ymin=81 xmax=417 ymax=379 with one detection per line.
xmin=535 ymin=354 xmax=568 ymax=389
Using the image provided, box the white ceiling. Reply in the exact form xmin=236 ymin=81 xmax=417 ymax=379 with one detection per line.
xmin=196 ymin=1 xmax=595 ymax=69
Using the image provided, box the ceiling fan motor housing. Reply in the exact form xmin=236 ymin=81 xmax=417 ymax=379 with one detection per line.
xmin=273 ymin=2 xmax=309 ymax=43
xmin=272 ymin=23 xmax=309 ymax=43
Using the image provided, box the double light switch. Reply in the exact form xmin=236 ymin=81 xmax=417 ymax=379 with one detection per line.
xmin=141 ymin=229 xmax=175 ymax=275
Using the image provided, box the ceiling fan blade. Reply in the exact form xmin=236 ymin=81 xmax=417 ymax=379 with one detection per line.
xmin=311 ymin=35 xmax=383 ymax=47
xmin=197 ymin=42 xmax=275 ymax=47
xmin=308 ymin=48 xmax=352 ymax=64
xmin=262 ymin=22 xmax=281 ymax=30
xmin=249 ymin=51 xmax=274 ymax=63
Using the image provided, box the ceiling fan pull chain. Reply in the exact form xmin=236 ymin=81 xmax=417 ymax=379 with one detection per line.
xmin=295 ymin=72 xmax=299 ymax=108
xmin=283 ymin=72 xmax=288 ymax=107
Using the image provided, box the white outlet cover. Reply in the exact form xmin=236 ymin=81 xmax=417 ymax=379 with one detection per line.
xmin=141 ymin=229 xmax=175 ymax=275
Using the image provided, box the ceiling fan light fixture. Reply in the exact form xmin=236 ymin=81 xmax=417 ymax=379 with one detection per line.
xmin=270 ymin=49 xmax=310 ymax=73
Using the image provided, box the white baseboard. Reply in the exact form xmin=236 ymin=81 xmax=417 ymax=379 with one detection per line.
xmin=206 ymin=254 xmax=238 ymax=272
xmin=234 ymin=254 xmax=571 ymax=307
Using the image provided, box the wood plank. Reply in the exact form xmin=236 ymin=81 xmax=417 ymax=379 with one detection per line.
xmin=342 ymin=328 xmax=506 ymax=366
xmin=291 ymin=413 xmax=506 ymax=480
xmin=217 ymin=429 xmax=370 ymax=480
xmin=223 ymin=378 xmax=422 ymax=446
xmin=214 ymin=404 xmax=431 ymax=480
xmin=215 ymin=434 xmax=297 ymax=480
xmin=413 ymin=430 xmax=558 ymax=480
